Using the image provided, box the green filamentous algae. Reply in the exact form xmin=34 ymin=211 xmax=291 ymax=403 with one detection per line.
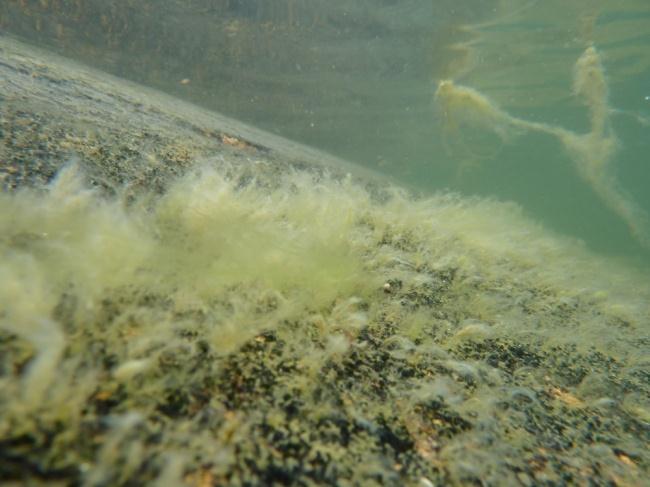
xmin=1 ymin=2 xmax=649 ymax=485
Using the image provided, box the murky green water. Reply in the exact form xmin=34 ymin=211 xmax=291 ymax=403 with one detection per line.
xmin=2 ymin=0 xmax=649 ymax=261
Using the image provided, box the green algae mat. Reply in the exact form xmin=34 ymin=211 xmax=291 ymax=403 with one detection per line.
xmin=1 ymin=36 xmax=649 ymax=486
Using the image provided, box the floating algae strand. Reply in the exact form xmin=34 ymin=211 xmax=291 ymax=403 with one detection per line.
xmin=435 ymin=45 xmax=650 ymax=248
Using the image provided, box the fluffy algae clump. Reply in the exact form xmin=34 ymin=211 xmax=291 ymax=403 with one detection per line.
xmin=1 ymin=159 xmax=649 ymax=485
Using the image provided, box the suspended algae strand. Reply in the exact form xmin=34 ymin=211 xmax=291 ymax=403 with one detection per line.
xmin=573 ymin=46 xmax=608 ymax=136
xmin=560 ymin=46 xmax=618 ymax=185
xmin=436 ymin=80 xmax=524 ymax=141
xmin=435 ymin=79 xmax=558 ymax=137
xmin=435 ymin=46 xmax=650 ymax=248
xmin=559 ymin=46 xmax=650 ymax=247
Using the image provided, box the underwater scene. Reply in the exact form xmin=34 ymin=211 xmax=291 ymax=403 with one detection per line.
xmin=0 ymin=1 xmax=649 ymax=485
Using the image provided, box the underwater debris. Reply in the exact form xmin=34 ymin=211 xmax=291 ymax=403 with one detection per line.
xmin=435 ymin=45 xmax=650 ymax=248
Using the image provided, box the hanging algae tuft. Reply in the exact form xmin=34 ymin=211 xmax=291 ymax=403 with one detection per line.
xmin=435 ymin=45 xmax=650 ymax=248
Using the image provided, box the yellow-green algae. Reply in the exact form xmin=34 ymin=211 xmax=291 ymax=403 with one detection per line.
xmin=1 ymin=158 xmax=648 ymax=486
